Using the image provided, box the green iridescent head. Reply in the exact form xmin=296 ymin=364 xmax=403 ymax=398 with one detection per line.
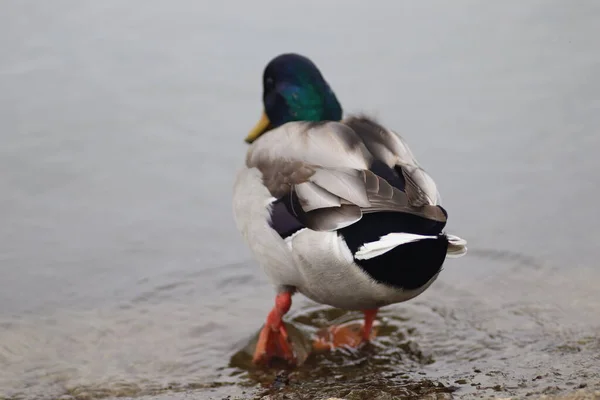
xmin=245 ymin=53 xmax=343 ymax=143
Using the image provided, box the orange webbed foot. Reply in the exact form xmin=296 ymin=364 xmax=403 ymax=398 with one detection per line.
xmin=312 ymin=309 xmax=379 ymax=351
xmin=252 ymin=291 xmax=296 ymax=366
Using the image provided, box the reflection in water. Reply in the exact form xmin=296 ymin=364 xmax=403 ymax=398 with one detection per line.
xmin=231 ymin=322 xmax=451 ymax=399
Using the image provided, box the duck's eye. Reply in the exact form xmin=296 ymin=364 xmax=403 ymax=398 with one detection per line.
xmin=265 ymin=77 xmax=275 ymax=89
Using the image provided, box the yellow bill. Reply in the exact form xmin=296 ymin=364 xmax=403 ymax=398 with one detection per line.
xmin=245 ymin=112 xmax=272 ymax=143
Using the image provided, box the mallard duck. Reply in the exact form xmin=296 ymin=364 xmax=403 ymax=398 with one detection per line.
xmin=233 ymin=53 xmax=467 ymax=366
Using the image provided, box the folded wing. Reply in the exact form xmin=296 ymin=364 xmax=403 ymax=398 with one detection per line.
xmin=246 ymin=119 xmax=446 ymax=232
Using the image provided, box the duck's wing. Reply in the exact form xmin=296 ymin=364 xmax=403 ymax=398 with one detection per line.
xmin=342 ymin=116 xmax=442 ymax=207
xmin=245 ymin=121 xmax=446 ymax=233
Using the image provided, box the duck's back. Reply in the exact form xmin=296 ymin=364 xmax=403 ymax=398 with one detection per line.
xmin=245 ymin=116 xmax=447 ymax=234
xmin=341 ymin=116 xmax=442 ymax=207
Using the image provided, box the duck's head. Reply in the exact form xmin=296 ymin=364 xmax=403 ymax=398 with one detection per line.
xmin=245 ymin=53 xmax=343 ymax=143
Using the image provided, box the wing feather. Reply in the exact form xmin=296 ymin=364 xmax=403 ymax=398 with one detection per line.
xmin=245 ymin=118 xmax=447 ymax=232
xmin=310 ymin=168 xmax=370 ymax=208
xmin=294 ymin=181 xmax=340 ymax=212
xmin=342 ymin=115 xmax=442 ymax=206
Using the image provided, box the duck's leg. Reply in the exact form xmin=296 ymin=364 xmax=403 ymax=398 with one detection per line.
xmin=361 ymin=308 xmax=379 ymax=341
xmin=253 ymin=290 xmax=296 ymax=365
xmin=313 ymin=308 xmax=379 ymax=351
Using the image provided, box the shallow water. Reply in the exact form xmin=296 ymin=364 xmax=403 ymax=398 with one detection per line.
xmin=1 ymin=1 xmax=600 ymax=399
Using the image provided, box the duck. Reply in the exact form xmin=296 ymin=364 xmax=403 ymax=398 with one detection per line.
xmin=233 ymin=53 xmax=467 ymax=366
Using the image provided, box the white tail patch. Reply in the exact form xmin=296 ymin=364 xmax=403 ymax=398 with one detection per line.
xmin=354 ymin=233 xmax=438 ymax=260
xmin=446 ymin=234 xmax=468 ymax=258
